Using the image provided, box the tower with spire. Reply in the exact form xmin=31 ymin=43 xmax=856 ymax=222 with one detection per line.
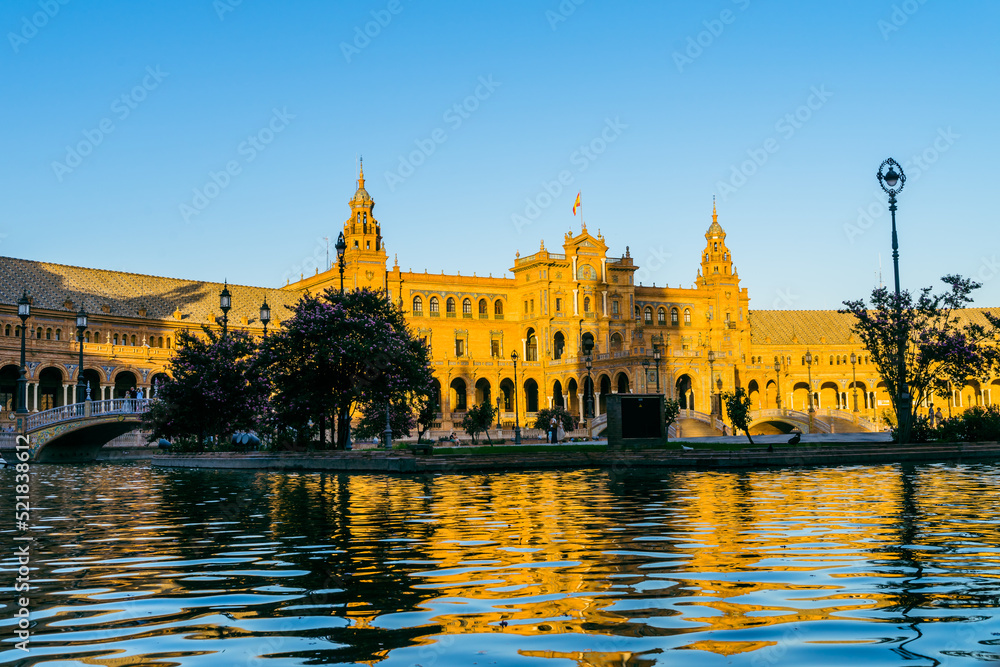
xmin=699 ymin=197 xmax=736 ymax=288
xmin=343 ymin=159 xmax=388 ymax=291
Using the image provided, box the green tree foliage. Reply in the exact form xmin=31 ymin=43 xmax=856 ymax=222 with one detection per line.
xmin=533 ymin=406 xmax=575 ymax=433
xmin=354 ymin=397 xmax=417 ymax=441
xmin=663 ymin=398 xmax=680 ymax=441
xmin=143 ymin=327 xmax=265 ymax=449
xmin=415 ymin=392 xmax=439 ymax=442
xmin=258 ymin=288 xmax=434 ymax=449
xmin=722 ymin=388 xmax=755 ymax=445
xmin=842 ymin=275 xmax=1000 ymax=443
xmin=461 ymin=401 xmax=497 ymax=445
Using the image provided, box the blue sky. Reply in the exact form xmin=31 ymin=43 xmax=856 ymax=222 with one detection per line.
xmin=1 ymin=0 xmax=997 ymax=310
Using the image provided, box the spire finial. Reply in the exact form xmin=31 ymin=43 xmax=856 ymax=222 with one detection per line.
xmin=358 ymin=156 xmax=365 ymax=188
xmin=712 ymin=195 xmax=717 ymax=224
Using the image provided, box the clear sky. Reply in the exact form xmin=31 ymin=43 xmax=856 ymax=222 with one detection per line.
xmin=2 ymin=0 xmax=997 ymax=310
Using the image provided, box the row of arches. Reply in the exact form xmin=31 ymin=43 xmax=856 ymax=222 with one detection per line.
xmin=0 ymin=365 xmax=169 ymax=412
xmin=412 ymin=296 xmax=504 ymax=318
xmin=1 ymin=324 xmax=173 ymax=348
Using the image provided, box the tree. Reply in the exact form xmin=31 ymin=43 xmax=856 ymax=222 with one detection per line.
xmin=461 ymin=401 xmax=497 ymax=445
xmin=533 ymin=406 xmax=575 ymax=433
xmin=143 ymin=327 xmax=265 ymax=449
xmin=259 ymin=288 xmax=434 ymax=450
xmin=722 ymin=388 xmax=755 ymax=445
xmin=842 ymin=275 xmax=1000 ymax=443
xmin=663 ymin=398 xmax=680 ymax=441
xmin=415 ymin=392 xmax=439 ymax=442
xmin=353 ymin=396 xmax=416 ymax=442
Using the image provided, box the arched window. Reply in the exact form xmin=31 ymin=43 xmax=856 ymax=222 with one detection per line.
xmin=830 ymin=355 xmax=835 ymax=365
xmin=644 ymin=307 xmax=653 ymax=324
xmin=158 ymin=337 xmax=164 ymax=348
xmin=446 ymin=297 xmax=456 ymax=315
xmin=494 ymin=300 xmax=504 ymax=317
xmin=85 ymin=331 xmax=91 ymax=343
xmin=671 ymin=308 xmax=679 ymax=325
xmin=478 ymin=299 xmax=488 ymax=315
xmin=657 ymin=307 xmax=666 ymax=325
xmin=683 ymin=309 xmax=691 ymax=325
xmin=166 ymin=337 xmax=172 ymax=349
xmin=55 ymin=329 xmax=61 ymax=341
xmin=526 ymin=328 xmax=538 ymax=361
xmin=131 ymin=335 xmax=137 ymax=346
xmin=553 ymin=331 xmax=565 ymax=360
xmin=412 ymin=295 xmax=423 ymax=314
xmin=35 ymin=327 xmax=42 ymax=339
xmin=113 ymin=334 xmax=119 ymax=345
xmin=462 ymin=298 xmax=472 ymax=316
xmin=45 ymin=328 xmax=52 ymax=340
xmin=4 ymin=324 xmax=10 ymax=336
xmin=430 ymin=297 xmax=440 ymax=314
xmin=584 ymin=297 xmax=591 ymax=312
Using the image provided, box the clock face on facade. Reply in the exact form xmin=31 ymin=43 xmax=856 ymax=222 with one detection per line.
xmin=577 ymin=264 xmax=597 ymax=281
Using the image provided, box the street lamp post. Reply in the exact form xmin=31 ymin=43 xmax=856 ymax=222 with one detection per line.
xmin=805 ymin=350 xmax=815 ymax=413
xmin=851 ymin=352 xmax=859 ymax=413
xmin=336 ymin=231 xmax=347 ymax=295
xmin=383 ymin=400 xmax=393 ymax=450
xmin=707 ymin=350 xmax=715 ymax=416
xmin=75 ymin=307 xmax=88 ymax=403
xmin=774 ymin=359 xmax=782 ymax=410
xmin=878 ymin=157 xmax=911 ymax=441
xmin=219 ymin=282 xmax=232 ymax=336
xmin=510 ymin=350 xmax=521 ymax=444
xmin=585 ymin=355 xmax=593 ymax=418
xmin=642 ymin=358 xmax=651 ymax=393
xmin=16 ymin=291 xmax=30 ymax=416
xmin=260 ymin=300 xmax=271 ymax=337
xmin=652 ymin=333 xmax=662 ymax=394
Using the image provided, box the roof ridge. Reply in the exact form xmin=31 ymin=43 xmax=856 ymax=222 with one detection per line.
xmin=0 ymin=255 xmax=280 ymax=290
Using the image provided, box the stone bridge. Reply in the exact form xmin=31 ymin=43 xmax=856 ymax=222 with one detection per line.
xmin=24 ymin=399 xmax=151 ymax=463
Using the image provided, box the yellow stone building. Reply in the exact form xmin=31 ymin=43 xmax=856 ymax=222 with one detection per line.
xmin=2 ymin=165 xmax=996 ymax=436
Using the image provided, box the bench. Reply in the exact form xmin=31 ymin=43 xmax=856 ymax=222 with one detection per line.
xmin=408 ymin=443 xmax=434 ymax=455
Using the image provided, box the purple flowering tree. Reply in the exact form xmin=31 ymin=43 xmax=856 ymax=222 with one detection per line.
xmin=259 ymin=288 xmax=434 ymax=449
xmin=842 ymin=275 xmax=1000 ymax=442
xmin=143 ymin=327 xmax=266 ymax=449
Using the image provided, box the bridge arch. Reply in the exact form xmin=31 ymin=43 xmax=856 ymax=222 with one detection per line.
xmin=26 ymin=399 xmax=151 ymax=463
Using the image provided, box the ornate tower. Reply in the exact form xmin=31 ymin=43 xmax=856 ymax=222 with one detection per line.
xmin=343 ymin=160 xmax=388 ymax=291
xmin=699 ymin=198 xmax=735 ymax=287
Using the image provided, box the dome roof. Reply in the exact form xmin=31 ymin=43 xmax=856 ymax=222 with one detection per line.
xmin=705 ymin=198 xmax=726 ymax=238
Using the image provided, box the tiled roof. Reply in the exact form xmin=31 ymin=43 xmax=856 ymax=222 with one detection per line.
xmin=749 ymin=308 xmax=1000 ymax=346
xmin=0 ymin=256 xmax=304 ymax=325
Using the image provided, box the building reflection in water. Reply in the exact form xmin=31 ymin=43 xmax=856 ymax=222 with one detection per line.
xmin=7 ymin=463 xmax=1000 ymax=665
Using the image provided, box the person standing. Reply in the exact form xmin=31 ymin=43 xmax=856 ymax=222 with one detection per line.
xmin=548 ymin=416 xmax=557 ymax=443
xmin=928 ymin=404 xmax=935 ymax=427
xmin=935 ymin=407 xmax=943 ymax=425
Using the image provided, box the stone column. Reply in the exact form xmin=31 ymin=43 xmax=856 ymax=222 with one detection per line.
xmin=572 ymin=289 xmax=579 ymax=316
xmin=33 ymin=383 xmax=39 ymax=412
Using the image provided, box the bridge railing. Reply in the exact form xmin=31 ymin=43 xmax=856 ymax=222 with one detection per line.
xmin=26 ymin=399 xmax=152 ymax=431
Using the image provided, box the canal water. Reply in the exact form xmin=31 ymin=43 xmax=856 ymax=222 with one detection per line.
xmin=2 ymin=462 xmax=999 ymax=665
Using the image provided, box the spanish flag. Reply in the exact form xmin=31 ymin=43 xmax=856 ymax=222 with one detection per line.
xmin=572 ymin=192 xmax=581 ymax=216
